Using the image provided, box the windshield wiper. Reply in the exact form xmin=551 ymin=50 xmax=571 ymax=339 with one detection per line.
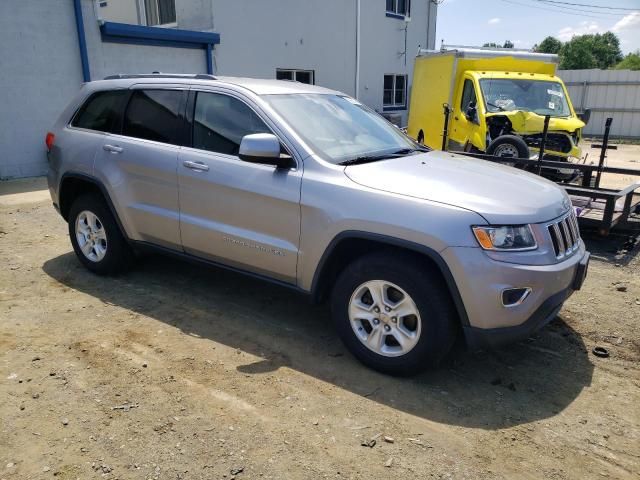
xmin=338 ymin=148 xmax=425 ymax=166
xmin=487 ymin=101 xmax=506 ymax=112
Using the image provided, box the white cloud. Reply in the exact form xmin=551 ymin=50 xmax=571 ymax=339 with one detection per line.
xmin=488 ymin=17 xmax=501 ymax=25
xmin=557 ymin=20 xmax=602 ymax=42
xmin=612 ymin=11 xmax=640 ymax=33
xmin=612 ymin=12 xmax=640 ymax=54
xmin=556 ymin=12 xmax=640 ymax=53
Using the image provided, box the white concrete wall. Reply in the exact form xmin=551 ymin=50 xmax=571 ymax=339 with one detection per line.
xmin=211 ymin=0 xmax=358 ymax=95
xmin=0 ymin=0 xmax=436 ymax=178
xmin=0 ymin=1 xmax=84 ymax=178
xmin=210 ymin=0 xmax=436 ymax=124
xmin=0 ymin=0 xmax=208 ymax=179
xmin=559 ymin=69 xmax=640 ymax=139
xmin=82 ymin=0 xmax=207 ymax=80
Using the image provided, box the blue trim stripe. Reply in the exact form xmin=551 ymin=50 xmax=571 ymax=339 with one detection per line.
xmin=100 ymin=22 xmax=220 ymax=48
xmin=73 ymin=0 xmax=91 ymax=81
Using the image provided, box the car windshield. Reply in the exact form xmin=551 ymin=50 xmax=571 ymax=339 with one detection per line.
xmin=263 ymin=93 xmax=421 ymax=164
xmin=479 ymin=79 xmax=571 ymax=117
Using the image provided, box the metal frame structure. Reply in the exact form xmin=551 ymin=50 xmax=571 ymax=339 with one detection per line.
xmin=441 ymin=114 xmax=640 ymax=235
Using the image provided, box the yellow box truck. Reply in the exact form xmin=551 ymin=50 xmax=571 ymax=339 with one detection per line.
xmin=407 ymin=45 xmax=589 ymax=181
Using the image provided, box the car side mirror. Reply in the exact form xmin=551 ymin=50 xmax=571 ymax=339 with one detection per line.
xmin=239 ymin=133 xmax=294 ymax=169
xmin=465 ymin=101 xmax=478 ymax=123
xmin=578 ymin=108 xmax=591 ymax=125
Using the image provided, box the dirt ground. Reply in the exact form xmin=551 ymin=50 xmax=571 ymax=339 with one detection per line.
xmin=1 ymin=178 xmax=639 ymax=480
xmin=579 ymin=142 xmax=640 ymax=191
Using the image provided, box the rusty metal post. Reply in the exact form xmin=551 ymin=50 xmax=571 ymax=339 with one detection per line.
xmin=537 ymin=115 xmax=551 ymax=175
xmin=441 ymin=103 xmax=451 ymax=151
xmin=595 ymin=117 xmax=613 ymax=189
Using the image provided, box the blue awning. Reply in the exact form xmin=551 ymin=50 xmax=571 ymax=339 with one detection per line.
xmin=100 ymin=22 xmax=220 ymax=50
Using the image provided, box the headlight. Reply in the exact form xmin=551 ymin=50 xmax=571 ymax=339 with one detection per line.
xmin=472 ymin=225 xmax=537 ymax=251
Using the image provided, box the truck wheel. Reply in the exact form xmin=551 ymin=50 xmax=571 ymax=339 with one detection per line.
xmin=68 ymin=194 xmax=134 ymax=275
xmin=331 ymin=252 xmax=457 ymax=375
xmin=487 ymin=135 xmax=529 ymax=161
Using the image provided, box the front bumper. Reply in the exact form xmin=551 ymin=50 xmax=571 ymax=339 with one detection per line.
xmin=440 ymin=245 xmax=589 ymax=349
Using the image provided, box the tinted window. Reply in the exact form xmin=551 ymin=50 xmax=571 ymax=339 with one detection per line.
xmin=460 ymin=79 xmax=477 ymax=111
xmin=72 ymin=90 xmax=127 ymax=133
xmin=123 ymin=90 xmax=184 ymax=144
xmin=193 ymin=92 xmax=271 ymax=155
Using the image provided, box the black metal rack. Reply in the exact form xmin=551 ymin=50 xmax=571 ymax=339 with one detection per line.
xmin=441 ymin=112 xmax=640 ymax=235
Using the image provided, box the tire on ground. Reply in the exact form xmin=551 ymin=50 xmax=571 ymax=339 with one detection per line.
xmin=68 ymin=193 xmax=134 ymax=275
xmin=330 ymin=251 xmax=458 ymax=375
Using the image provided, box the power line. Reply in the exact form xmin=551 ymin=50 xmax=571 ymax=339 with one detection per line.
xmin=499 ymin=0 xmax=624 ymax=19
xmin=522 ymin=0 xmax=629 ymax=16
xmin=533 ymin=0 xmax=639 ymax=11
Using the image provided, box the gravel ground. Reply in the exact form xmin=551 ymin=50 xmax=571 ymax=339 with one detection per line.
xmin=1 ymin=182 xmax=639 ymax=480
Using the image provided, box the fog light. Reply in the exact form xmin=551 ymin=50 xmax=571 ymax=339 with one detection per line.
xmin=502 ymin=288 xmax=532 ymax=307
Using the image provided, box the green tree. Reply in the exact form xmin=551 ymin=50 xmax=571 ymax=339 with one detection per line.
xmin=591 ymin=32 xmax=623 ymax=69
xmin=535 ymin=36 xmax=562 ymax=54
xmin=482 ymin=41 xmax=513 ymax=48
xmin=558 ymin=32 xmax=622 ymax=70
xmin=559 ymin=36 xmax=597 ymax=69
xmin=616 ymin=51 xmax=640 ymax=70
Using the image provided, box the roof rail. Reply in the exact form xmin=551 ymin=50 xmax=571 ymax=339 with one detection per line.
xmin=416 ymin=45 xmax=558 ymax=63
xmin=103 ymin=73 xmax=217 ymax=80
xmin=442 ymin=43 xmax=533 ymax=53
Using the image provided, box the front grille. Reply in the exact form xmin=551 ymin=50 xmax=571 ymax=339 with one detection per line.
xmin=548 ymin=211 xmax=581 ymax=258
xmin=524 ymin=133 xmax=573 ymax=153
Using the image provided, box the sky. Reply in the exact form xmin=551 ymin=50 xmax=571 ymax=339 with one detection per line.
xmin=436 ymin=0 xmax=640 ymax=54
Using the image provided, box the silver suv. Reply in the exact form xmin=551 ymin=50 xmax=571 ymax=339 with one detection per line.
xmin=46 ymin=74 xmax=589 ymax=374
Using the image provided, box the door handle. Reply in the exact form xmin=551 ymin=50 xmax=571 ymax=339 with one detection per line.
xmin=103 ymin=144 xmax=123 ymax=154
xmin=182 ymin=160 xmax=209 ymax=172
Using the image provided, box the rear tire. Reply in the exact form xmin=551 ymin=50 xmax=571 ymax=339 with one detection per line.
xmin=68 ymin=194 xmax=134 ymax=275
xmin=330 ymin=252 xmax=458 ymax=375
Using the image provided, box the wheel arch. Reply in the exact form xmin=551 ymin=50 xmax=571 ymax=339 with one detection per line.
xmin=309 ymin=231 xmax=469 ymax=327
xmin=59 ymin=172 xmax=129 ymax=240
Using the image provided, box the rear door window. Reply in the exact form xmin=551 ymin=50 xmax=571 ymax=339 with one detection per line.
xmin=192 ymin=92 xmax=271 ymax=156
xmin=123 ymin=89 xmax=185 ymax=145
xmin=72 ymin=90 xmax=128 ymax=134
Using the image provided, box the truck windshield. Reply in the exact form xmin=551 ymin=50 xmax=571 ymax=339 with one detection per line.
xmin=263 ymin=93 xmax=420 ymax=164
xmin=479 ymin=79 xmax=571 ymax=117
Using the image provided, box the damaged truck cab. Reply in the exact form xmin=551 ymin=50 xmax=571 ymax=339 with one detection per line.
xmin=407 ymin=46 xmax=588 ymax=178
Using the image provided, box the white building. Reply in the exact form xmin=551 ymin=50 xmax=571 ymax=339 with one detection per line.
xmin=0 ymin=0 xmax=437 ymax=178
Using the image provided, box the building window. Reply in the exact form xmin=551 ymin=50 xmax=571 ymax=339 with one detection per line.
xmin=383 ymin=74 xmax=407 ymax=110
xmin=386 ymin=0 xmax=410 ymax=18
xmin=276 ymin=69 xmax=315 ymax=85
xmin=144 ymin=0 xmax=176 ymax=26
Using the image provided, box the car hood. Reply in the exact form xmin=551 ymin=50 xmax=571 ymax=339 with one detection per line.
xmin=486 ymin=110 xmax=585 ymax=134
xmin=344 ymin=150 xmax=571 ymax=225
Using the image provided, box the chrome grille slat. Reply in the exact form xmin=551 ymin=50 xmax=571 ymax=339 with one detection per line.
xmin=561 ymin=219 xmax=573 ymax=251
xmin=547 ymin=211 xmax=581 ymax=259
xmin=552 ymin=223 xmax=565 ymax=255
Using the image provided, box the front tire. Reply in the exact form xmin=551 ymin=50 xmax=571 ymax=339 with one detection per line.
xmin=68 ymin=194 xmax=133 ymax=275
xmin=331 ymin=252 xmax=458 ymax=375
xmin=486 ymin=134 xmax=530 ymax=166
